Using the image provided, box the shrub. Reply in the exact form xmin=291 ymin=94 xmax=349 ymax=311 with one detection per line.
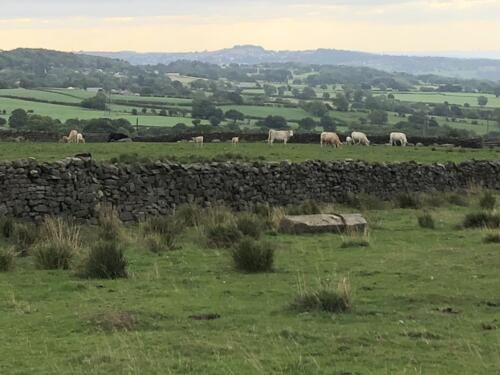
xmin=80 ymin=240 xmax=128 ymax=279
xmin=340 ymin=230 xmax=370 ymax=248
xmin=97 ymin=205 xmax=123 ymax=241
xmin=447 ymin=193 xmax=469 ymax=207
xmin=232 ymin=237 xmax=274 ymax=273
xmin=463 ymin=212 xmax=500 ymax=229
xmin=418 ymin=212 xmax=435 ymax=229
xmin=346 ymin=193 xmax=387 ymax=211
xmin=141 ymin=215 xmax=183 ymax=251
xmin=236 ymin=213 xmax=263 ymax=239
xmin=253 ymin=204 xmax=285 ymax=231
xmin=174 ymin=203 xmax=204 ymax=227
xmin=33 ymin=217 xmax=81 ymax=270
xmin=291 ymin=278 xmax=351 ymax=313
xmin=206 ymin=224 xmax=242 ymax=248
xmin=12 ymin=222 xmax=39 ymax=255
xmin=0 ymin=248 xmax=15 ymax=272
xmin=483 ymin=233 xmax=500 ymax=244
xmin=201 ymin=205 xmax=235 ymax=228
xmin=0 ymin=217 xmax=15 ymax=238
xmin=394 ymin=193 xmax=422 ymax=209
xmin=479 ymin=192 xmax=496 ymax=210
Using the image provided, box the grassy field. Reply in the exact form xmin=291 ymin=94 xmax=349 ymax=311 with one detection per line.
xmin=0 ymin=142 xmax=498 ymax=163
xmin=219 ymin=105 xmax=311 ymax=121
xmin=1 ymin=196 xmax=499 ymax=374
xmin=388 ymin=92 xmax=500 ymax=108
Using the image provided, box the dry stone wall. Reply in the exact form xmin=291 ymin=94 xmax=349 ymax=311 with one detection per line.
xmin=0 ymin=158 xmax=498 ymax=222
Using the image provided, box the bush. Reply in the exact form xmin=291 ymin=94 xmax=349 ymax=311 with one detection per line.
xmin=346 ymin=193 xmax=387 ymax=210
xmin=34 ymin=217 xmax=81 ymax=270
xmin=479 ymin=192 xmax=496 ymax=210
xmin=394 ymin=193 xmax=422 ymax=209
xmin=0 ymin=248 xmax=15 ymax=272
xmin=447 ymin=193 xmax=469 ymax=207
xmin=418 ymin=212 xmax=435 ymax=229
xmin=291 ymin=278 xmax=351 ymax=313
xmin=483 ymin=233 xmax=500 ymax=244
xmin=97 ymin=205 xmax=123 ymax=241
xmin=236 ymin=213 xmax=263 ymax=239
xmin=174 ymin=203 xmax=204 ymax=227
xmin=12 ymin=222 xmax=39 ymax=255
xmin=463 ymin=212 xmax=500 ymax=229
xmin=80 ymin=241 xmax=128 ymax=279
xmin=141 ymin=215 xmax=183 ymax=252
xmin=253 ymin=204 xmax=285 ymax=231
xmin=0 ymin=217 xmax=15 ymax=238
xmin=232 ymin=237 xmax=274 ymax=273
xmin=206 ymin=224 xmax=242 ymax=248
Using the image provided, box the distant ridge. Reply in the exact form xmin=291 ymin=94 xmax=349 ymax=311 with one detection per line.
xmin=84 ymin=45 xmax=500 ymax=81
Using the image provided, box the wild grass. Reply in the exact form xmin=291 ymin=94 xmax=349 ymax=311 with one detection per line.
xmin=418 ymin=212 xmax=436 ymax=229
xmin=463 ymin=212 xmax=500 ymax=229
xmin=96 ymin=205 xmax=123 ymax=241
xmin=141 ymin=215 xmax=183 ymax=252
xmin=0 ymin=247 xmax=15 ymax=271
xmin=236 ymin=213 xmax=263 ymax=239
xmin=292 ymin=277 xmax=352 ymax=313
xmin=79 ymin=240 xmax=128 ymax=279
xmin=232 ymin=237 xmax=274 ymax=273
xmin=33 ymin=217 xmax=81 ymax=270
xmin=479 ymin=191 xmax=496 ymax=210
xmin=206 ymin=224 xmax=242 ymax=248
xmin=483 ymin=233 xmax=500 ymax=244
xmin=340 ymin=230 xmax=370 ymax=248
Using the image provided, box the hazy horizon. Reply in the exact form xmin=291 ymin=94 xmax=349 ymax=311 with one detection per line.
xmin=2 ymin=0 xmax=500 ymax=56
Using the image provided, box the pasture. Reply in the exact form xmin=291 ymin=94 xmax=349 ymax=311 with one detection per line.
xmin=0 ymin=194 xmax=499 ymax=374
xmin=0 ymin=142 xmax=498 ymax=163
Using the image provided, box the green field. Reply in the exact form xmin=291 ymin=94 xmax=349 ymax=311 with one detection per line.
xmin=1 ymin=195 xmax=499 ymax=373
xmin=388 ymin=92 xmax=500 ymax=108
xmin=0 ymin=142 xmax=498 ymax=164
xmin=220 ymin=105 xmax=311 ymax=120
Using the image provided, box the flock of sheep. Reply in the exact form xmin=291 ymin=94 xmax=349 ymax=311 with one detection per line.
xmin=59 ymin=130 xmax=85 ymax=144
xmin=193 ymin=130 xmax=408 ymax=147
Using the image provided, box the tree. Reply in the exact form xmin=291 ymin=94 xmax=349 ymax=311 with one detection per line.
xmin=259 ymin=115 xmax=287 ymax=129
xmin=302 ymin=100 xmax=329 ymax=117
xmin=81 ymin=92 xmax=107 ymax=110
xmin=494 ymin=87 xmax=500 ymax=98
xmin=8 ymin=108 xmax=28 ymax=129
xmin=159 ymin=109 xmax=167 ymax=116
xmin=192 ymin=98 xmax=223 ymax=120
xmin=477 ymin=96 xmax=488 ymax=108
xmin=322 ymin=92 xmax=330 ymax=99
xmin=334 ymin=93 xmax=349 ymax=112
xmin=192 ymin=119 xmax=201 ymax=126
xmin=141 ymin=107 xmax=148 ymax=114
xmin=0 ymin=118 xmax=7 ymax=126
xmin=131 ymin=108 xmax=138 ymax=115
xmin=172 ymin=123 xmax=188 ymax=133
xmin=301 ymin=87 xmax=317 ymax=100
xmin=263 ymin=84 xmax=277 ymax=97
xmin=298 ymin=117 xmax=317 ymax=131
xmin=277 ymin=86 xmax=287 ymax=96
xmin=320 ymin=115 xmax=336 ymax=131
xmin=225 ymin=109 xmax=244 ymax=124
xmin=368 ymin=110 xmax=388 ymax=125
xmin=209 ymin=116 xmax=222 ymax=126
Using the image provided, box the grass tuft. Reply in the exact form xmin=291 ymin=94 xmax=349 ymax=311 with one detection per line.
xmin=96 ymin=205 xmax=123 ymax=241
xmin=12 ymin=222 xmax=39 ymax=256
xmin=341 ymin=230 xmax=370 ymax=248
xmin=292 ymin=277 xmax=352 ymax=313
xmin=206 ymin=224 xmax=242 ymax=248
xmin=141 ymin=215 xmax=183 ymax=252
xmin=232 ymin=237 xmax=274 ymax=273
xmin=79 ymin=240 xmax=128 ymax=279
xmin=483 ymin=233 xmax=500 ymax=244
xmin=418 ymin=212 xmax=435 ymax=229
xmin=463 ymin=212 xmax=500 ymax=229
xmin=33 ymin=217 xmax=81 ymax=270
xmin=0 ymin=217 xmax=15 ymax=239
xmin=236 ymin=213 xmax=263 ymax=239
xmin=0 ymin=247 xmax=15 ymax=272
xmin=479 ymin=192 xmax=496 ymax=210
xmin=394 ymin=193 xmax=423 ymax=209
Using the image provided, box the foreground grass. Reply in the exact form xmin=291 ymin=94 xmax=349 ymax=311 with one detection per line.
xmin=1 ymin=202 xmax=499 ymax=374
xmin=0 ymin=142 xmax=498 ymax=163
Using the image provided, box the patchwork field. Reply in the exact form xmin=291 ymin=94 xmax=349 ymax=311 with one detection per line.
xmin=0 ymin=142 xmax=498 ymax=163
xmin=1 ymin=195 xmax=499 ymax=374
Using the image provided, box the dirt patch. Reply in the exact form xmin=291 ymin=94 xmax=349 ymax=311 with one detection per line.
xmin=189 ymin=313 xmax=220 ymax=321
xmin=90 ymin=311 xmax=138 ymax=332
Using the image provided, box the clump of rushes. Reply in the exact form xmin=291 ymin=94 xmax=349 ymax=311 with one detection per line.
xmin=79 ymin=240 xmax=128 ymax=279
xmin=479 ymin=192 xmax=496 ymax=210
xmin=232 ymin=237 xmax=274 ymax=273
xmin=206 ymin=224 xmax=242 ymax=248
xmin=417 ymin=212 xmax=435 ymax=229
xmin=236 ymin=213 xmax=263 ymax=239
xmin=96 ymin=205 xmax=123 ymax=241
xmin=291 ymin=278 xmax=352 ymax=313
xmin=0 ymin=247 xmax=15 ymax=272
xmin=463 ymin=212 xmax=500 ymax=229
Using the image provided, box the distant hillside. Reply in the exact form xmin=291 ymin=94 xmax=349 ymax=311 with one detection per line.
xmin=86 ymin=45 xmax=500 ymax=81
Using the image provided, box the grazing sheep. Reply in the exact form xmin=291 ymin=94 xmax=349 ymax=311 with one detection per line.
xmin=232 ymin=137 xmax=240 ymax=146
xmin=345 ymin=136 xmax=353 ymax=145
xmin=351 ymin=131 xmax=370 ymax=146
xmin=59 ymin=136 xmax=69 ymax=143
xmin=67 ymin=130 xmax=79 ymax=143
xmin=389 ymin=132 xmax=408 ymax=146
xmin=320 ymin=132 xmax=341 ymax=148
xmin=192 ymin=136 xmax=204 ymax=147
xmin=76 ymin=133 xmax=85 ymax=144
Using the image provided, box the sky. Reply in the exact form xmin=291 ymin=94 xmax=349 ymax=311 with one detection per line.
xmin=1 ymin=0 xmax=500 ymax=55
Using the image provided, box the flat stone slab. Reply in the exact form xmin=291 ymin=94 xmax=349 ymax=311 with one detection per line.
xmin=280 ymin=213 xmax=367 ymax=234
